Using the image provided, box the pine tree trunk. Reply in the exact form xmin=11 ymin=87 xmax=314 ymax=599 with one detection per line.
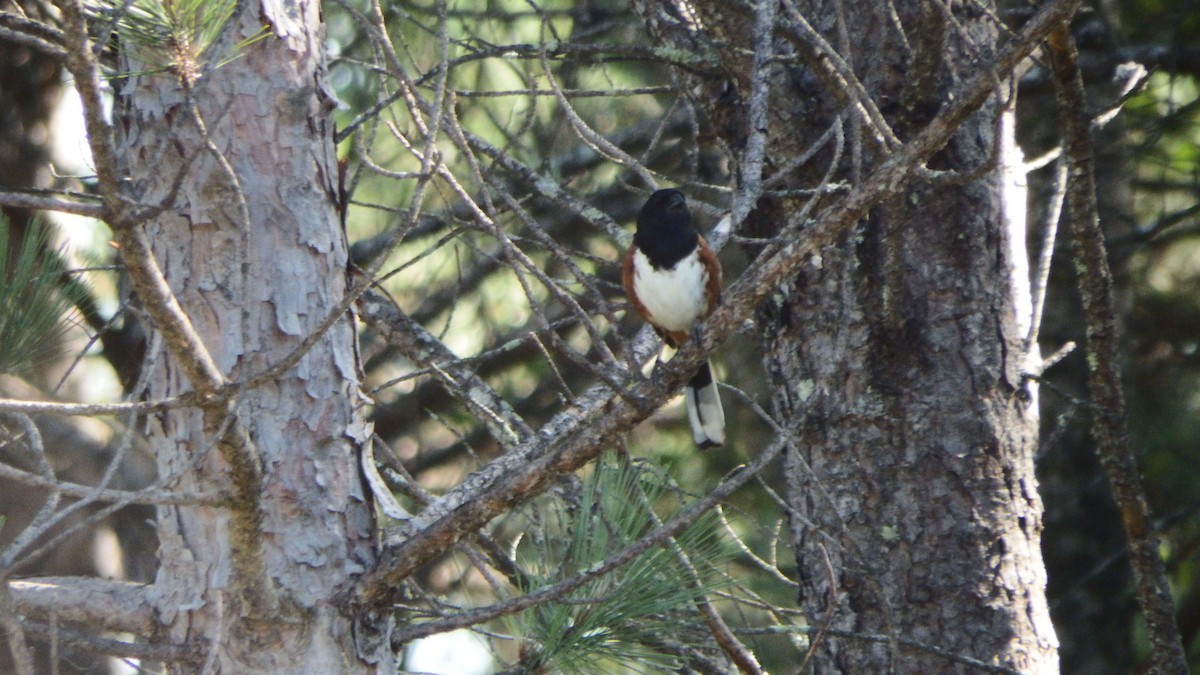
xmin=769 ymin=121 xmax=1059 ymax=671
xmin=759 ymin=3 xmax=1059 ymax=672
xmin=113 ymin=2 xmax=382 ymax=671
xmin=637 ymin=0 xmax=1061 ymax=670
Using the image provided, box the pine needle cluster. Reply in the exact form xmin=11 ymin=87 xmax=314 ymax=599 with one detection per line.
xmin=0 ymin=219 xmax=84 ymax=376
xmin=510 ymin=455 xmax=729 ymax=674
xmin=86 ymin=0 xmax=262 ymax=87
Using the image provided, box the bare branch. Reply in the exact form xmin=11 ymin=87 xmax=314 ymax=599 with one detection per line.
xmin=55 ymin=0 xmax=228 ymax=395
xmin=776 ymin=0 xmax=902 ymax=152
xmin=0 ymin=189 xmax=103 ymax=218
xmin=359 ymin=290 xmax=534 ymax=446
xmin=632 ymin=469 xmax=763 ymax=675
xmin=385 ymin=436 xmax=788 ymax=646
xmin=0 ymin=396 xmax=192 ymax=417
xmin=9 ymin=577 xmax=155 ymax=636
xmin=0 ymin=461 xmax=224 ymax=507
xmin=1045 ymin=23 xmax=1188 ymax=674
xmin=538 ymin=50 xmax=657 ymax=190
xmin=0 ymin=413 xmax=63 ymax=572
xmin=347 ymin=0 xmax=1083 ymax=616
xmin=0 ymin=10 xmax=65 ymax=57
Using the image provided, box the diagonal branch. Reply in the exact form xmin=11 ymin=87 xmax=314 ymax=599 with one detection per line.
xmin=1044 ymin=24 xmax=1188 ymax=674
xmin=385 ymin=436 xmax=788 ymax=646
xmin=359 ymin=290 xmax=534 ymax=446
xmin=54 ymin=0 xmax=225 ymax=394
xmin=345 ymin=0 xmax=1083 ymax=615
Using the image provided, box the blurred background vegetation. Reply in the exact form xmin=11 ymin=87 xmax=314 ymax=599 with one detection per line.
xmin=1 ymin=0 xmax=1199 ymax=671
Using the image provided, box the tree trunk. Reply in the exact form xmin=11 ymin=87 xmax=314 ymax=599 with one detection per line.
xmin=113 ymin=2 xmax=382 ymax=671
xmin=765 ymin=4 xmax=1057 ymax=672
xmin=770 ymin=121 xmax=1058 ymax=671
xmin=639 ymin=0 xmax=1060 ymax=670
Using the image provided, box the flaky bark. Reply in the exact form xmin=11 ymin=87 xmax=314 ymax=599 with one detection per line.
xmin=106 ymin=1 xmax=382 ymax=671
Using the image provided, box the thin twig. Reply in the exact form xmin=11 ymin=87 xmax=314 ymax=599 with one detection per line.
xmin=0 ymin=414 xmax=62 ymax=572
xmin=359 ymin=290 xmax=533 ymax=446
xmin=0 ymin=395 xmax=193 ymax=417
xmin=630 ymin=463 xmax=764 ymax=675
xmin=348 ymin=0 xmax=1084 ymax=615
xmin=386 ymin=437 xmax=788 ymax=646
xmin=0 ymin=462 xmax=224 ymax=507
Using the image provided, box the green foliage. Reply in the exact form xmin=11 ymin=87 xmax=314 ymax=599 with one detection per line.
xmin=87 ymin=0 xmax=266 ymax=85
xmin=509 ymin=455 xmax=729 ymax=674
xmin=0 ymin=220 xmax=84 ymax=377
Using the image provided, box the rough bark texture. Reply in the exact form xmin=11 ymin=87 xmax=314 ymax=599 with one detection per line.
xmin=773 ymin=4 xmax=1056 ymax=672
xmin=635 ymin=0 xmax=1060 ymax=671
xmin=773 ymin=140 xmax=1057 ymax=673
xmin=113 ymin=2 xmax=381 ymax=671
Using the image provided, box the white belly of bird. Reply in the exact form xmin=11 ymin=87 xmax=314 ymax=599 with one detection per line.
xmin=631 ymin=249 xmax=709 ymax=333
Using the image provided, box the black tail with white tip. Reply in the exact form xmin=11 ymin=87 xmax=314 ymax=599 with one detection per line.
xmin=684 ymin=360 xmax=725 ymax=448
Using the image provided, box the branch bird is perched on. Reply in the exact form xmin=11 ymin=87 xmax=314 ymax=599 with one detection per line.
xmin=623 ymin=189 xmax=725 ymax=448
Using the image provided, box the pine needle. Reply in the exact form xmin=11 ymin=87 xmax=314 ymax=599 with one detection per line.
xmin=0 ymin=219 xmax=85 ymax=376
xmin=86 ymin=0 xmax=264 ymax=86
xmin=511 ymin=454 xmax=730 ymax=674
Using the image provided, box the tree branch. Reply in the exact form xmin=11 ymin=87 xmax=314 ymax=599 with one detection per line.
xmin=359 ymin=290 xmax=534 ymax=446
xmin=0 ymin=460 xmax=224 ymax=507
xmin=385 ymin=436 xmax=788 ymax=646
xmin=54 ymin=0 xmax=227 ymax=394
xmin=0 ymin=189 xmax=103 ymax=218
xmin=8 ymin=577 xmax=155 ymax=636
xmin=346 ymin=0 xmax=1082 ymax=615
xmin=0 ymin=11 xmax=65 ymax=57
xmin=0 ymin=395 xmax=191 ymax=417
xmin=1045 ymin=23 xmax=1188 ymax=674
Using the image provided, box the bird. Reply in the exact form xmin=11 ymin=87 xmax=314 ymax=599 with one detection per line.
xmin=622 ymin=188 xmax=725 ymax=448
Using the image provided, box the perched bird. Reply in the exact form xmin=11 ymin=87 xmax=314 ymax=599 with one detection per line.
xmin=622 ymin=189 xmax=725 ymax=448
